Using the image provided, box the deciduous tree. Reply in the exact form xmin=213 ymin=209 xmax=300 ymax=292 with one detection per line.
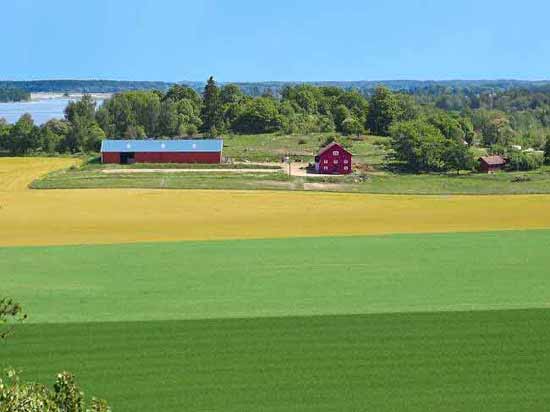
xmin=367 ymin=86 xmax=399 ymax=136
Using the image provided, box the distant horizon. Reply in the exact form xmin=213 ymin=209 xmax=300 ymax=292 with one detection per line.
xmin=3 ymin=78 xmax=550 ymax=84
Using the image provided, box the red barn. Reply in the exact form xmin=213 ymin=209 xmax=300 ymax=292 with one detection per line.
xmin=479 ymin=155 xmax=507 ymax=173
xmin=100 ymin=139 xmax=223 ymax=164
xmin=315 ymin=142 xmax=352 ymax=174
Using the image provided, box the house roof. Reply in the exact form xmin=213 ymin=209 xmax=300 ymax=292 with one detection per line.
xmin=100 ymin=139 xmax=223 ymax=153
xmin=479 ymin=155 xmax=506 ymax=166
xmin=318 ymin=142 xmax=351 ymax=157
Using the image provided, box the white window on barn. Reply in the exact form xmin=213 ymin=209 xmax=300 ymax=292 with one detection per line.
xmin=344 ymin=159 xmax=349 ymax=164
xmin=324 ymin=159 xmax=328 ymax=164
xmin=324 ymin=166 xmax=328 ymax=171
xmin=333 ymin=159 xmax=338 ymax=164
xmin=333 ymin=150 xmax=339 ymax=156
xmin=344 ymin=166 xmax=349 ymax=171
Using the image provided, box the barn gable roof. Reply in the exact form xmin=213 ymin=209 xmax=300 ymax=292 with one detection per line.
xmin=100 ymin=139 xmax=223 ymax=153
xmin=317 ymin=142 xmax=351 ymax=157
xmin=479 ymin=155 xmax=506 ymax=166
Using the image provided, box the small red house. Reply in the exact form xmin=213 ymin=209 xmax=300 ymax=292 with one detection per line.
xmin=479 ymin=155 xmax=507 ymax=173
xmin=101 ymin=139 xmax=223 ymax=164
xmin=315 ymin=142 xmax=352 ymax=174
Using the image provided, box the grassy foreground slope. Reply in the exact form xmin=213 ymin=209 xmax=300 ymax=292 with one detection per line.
xmin=4 ymin=231 xmax=550 ymax=323
xmin=3 ymin=231 xmax=550 ymax=411
xmin=4 ymin=310 xmax=550 ymax=412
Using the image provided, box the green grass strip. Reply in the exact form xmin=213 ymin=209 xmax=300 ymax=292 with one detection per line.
xmin=3 ymin=230 xmax=550 ymax=323
xmin=3 ymin=310 xmax=550 ymax=412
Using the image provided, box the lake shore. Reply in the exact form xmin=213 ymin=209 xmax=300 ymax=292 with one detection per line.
xmin=31 ymin=92 xmax=112 ymax=101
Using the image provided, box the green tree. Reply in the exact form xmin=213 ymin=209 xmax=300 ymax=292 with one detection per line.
xmin=175 ymin=99 xmax=202 ymax=134
xmin=200 ymin=76 xmax=224 ymax=135
xmin=164 ymin=85 xmax=201 ymax=108
xmin=157 ymin=99 xmax=179 ymax=137
xmin=82 ymin=123 xmax=106 ymax=152
xmin=97 ymin=94 xmax=136 ymax=138
xmin=40 ymin=119 xmax=71 ymax=153
xmin=336 ymin=90 xmax=369 ymax=121
xmin=333 ymin=104 xmax=351 ymax=132
xmin=220 ymin=84 xmax=244 ymax=105
xmin=506 ymin=151 xmax=544 ymax=171
xmin=390 ymin=119 xmax=447 ymax=172
xmin=367 ymin=86 xmax=399 ymax=136
xmin=281 ymin=85 xmax=320 ymax=114
xmin=0 ymin=118 xmax=11 ymax=151
xmin=443 ymin=140 xmax=475 ymax=174
xmin=64 ymin=94 xmax=96 ymax=125
xmin=544 ymin=138 xmax=550 ymax=165
xmin=426 ymin=112 xmax=465 ymax=141
xmin=62 ymin=95 xmax=105 ymax=153
xmin=473 ymin=110 xmax=514 ymax=146
xmin=341 ymin=117 xmax=363 ymax=137
xmin=232 ymin=97 xmax=282 ymax=134
xmin=6 ymin=114 xmax=40 ymax=155
xmin=395 ymin=93 xmax=420 ymax=122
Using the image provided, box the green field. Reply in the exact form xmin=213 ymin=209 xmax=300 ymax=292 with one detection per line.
xmin=3 ymin=231 xmax=550 ymax=411
xmin=32 ymin=161 xmax=550 ymax=194
xmin=5 ymin=310 xmax=550 ymax=412
xmin=31 ymin=168 xmax=292 ymax=190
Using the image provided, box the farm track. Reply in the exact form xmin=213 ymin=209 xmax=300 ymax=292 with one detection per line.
xmin=1 ymin=157 xmax=550 ymax=246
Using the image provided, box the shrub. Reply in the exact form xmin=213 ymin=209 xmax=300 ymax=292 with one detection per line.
xmin=320 ymin=136 xmax=336 ymax=148
xmin=506 ymin=151 xmax=544 ymax=171
xmin=0 ymin=370 xmax=111 ymax=412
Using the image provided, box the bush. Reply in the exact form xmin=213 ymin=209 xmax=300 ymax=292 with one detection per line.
xmin=511 ymin=175 xmax=532 ymax=183
xmin=320 ymin=136 xmax=336 ymax=148
xmin=506 ymin=151 xmax=544 ymax=171
xmin=0 ymin=370 xmax=111 ymax=412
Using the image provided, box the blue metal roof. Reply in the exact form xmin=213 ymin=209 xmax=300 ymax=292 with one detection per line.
xmin=100 ymin=139 xmax=223 ymax=153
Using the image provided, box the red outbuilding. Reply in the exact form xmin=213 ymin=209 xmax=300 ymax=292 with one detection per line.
xmin=479 ymin=155 xmax=507 ymax=173
xmin=100 ymin=139 xmax=223 ymax=164
xmin=315 ymin=142 xmax=352 ymax=174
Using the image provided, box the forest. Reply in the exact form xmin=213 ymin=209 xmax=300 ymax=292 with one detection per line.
xmin=0 ymin=87 xmax=30 ymax=102
xmin=1 ymin=77 xmax=550 ymax=172
xmin=3 ymin=79 xmax=550 ymax=96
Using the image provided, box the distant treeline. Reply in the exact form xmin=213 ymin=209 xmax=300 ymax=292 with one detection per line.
xmin=0 ymin=80 xmax=174 ymax=94
xmin=2 ymin=77 xmax=550 ymax=173
xmin=0 ymin=87 xmax=30 ymax=102
xmin=3 ymin=79 xmax=550 ymax=97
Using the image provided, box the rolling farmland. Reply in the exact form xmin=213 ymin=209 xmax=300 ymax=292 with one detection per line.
xmin=2 ymin=158 xmax=550 ymax=411
xmin=1 ymin=158 xmax=550 ymax=247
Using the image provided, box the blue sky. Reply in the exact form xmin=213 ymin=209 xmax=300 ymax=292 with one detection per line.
xmin=1 ymin=0 xmax=549 ymax=82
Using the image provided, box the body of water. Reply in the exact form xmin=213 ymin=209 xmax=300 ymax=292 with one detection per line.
xmin=0 ymin=97 xmax=105 ymax=125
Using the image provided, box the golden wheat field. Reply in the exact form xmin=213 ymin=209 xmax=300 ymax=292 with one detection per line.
xmin=1 ymin=157 xmax=550 ymax=247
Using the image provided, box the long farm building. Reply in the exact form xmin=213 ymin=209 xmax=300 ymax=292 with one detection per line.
xmin=100 ymin=139 xmax=223 ymax=164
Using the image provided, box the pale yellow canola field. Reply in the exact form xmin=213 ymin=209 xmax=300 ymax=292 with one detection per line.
xmin=1 ymin=157 xmax=550 ymax=247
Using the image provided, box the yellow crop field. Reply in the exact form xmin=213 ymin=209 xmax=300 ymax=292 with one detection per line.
xmin=1 ymin=157 xmax=550 ymax=247
xmin=0 ymin=157 xmax=79 ymax=192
